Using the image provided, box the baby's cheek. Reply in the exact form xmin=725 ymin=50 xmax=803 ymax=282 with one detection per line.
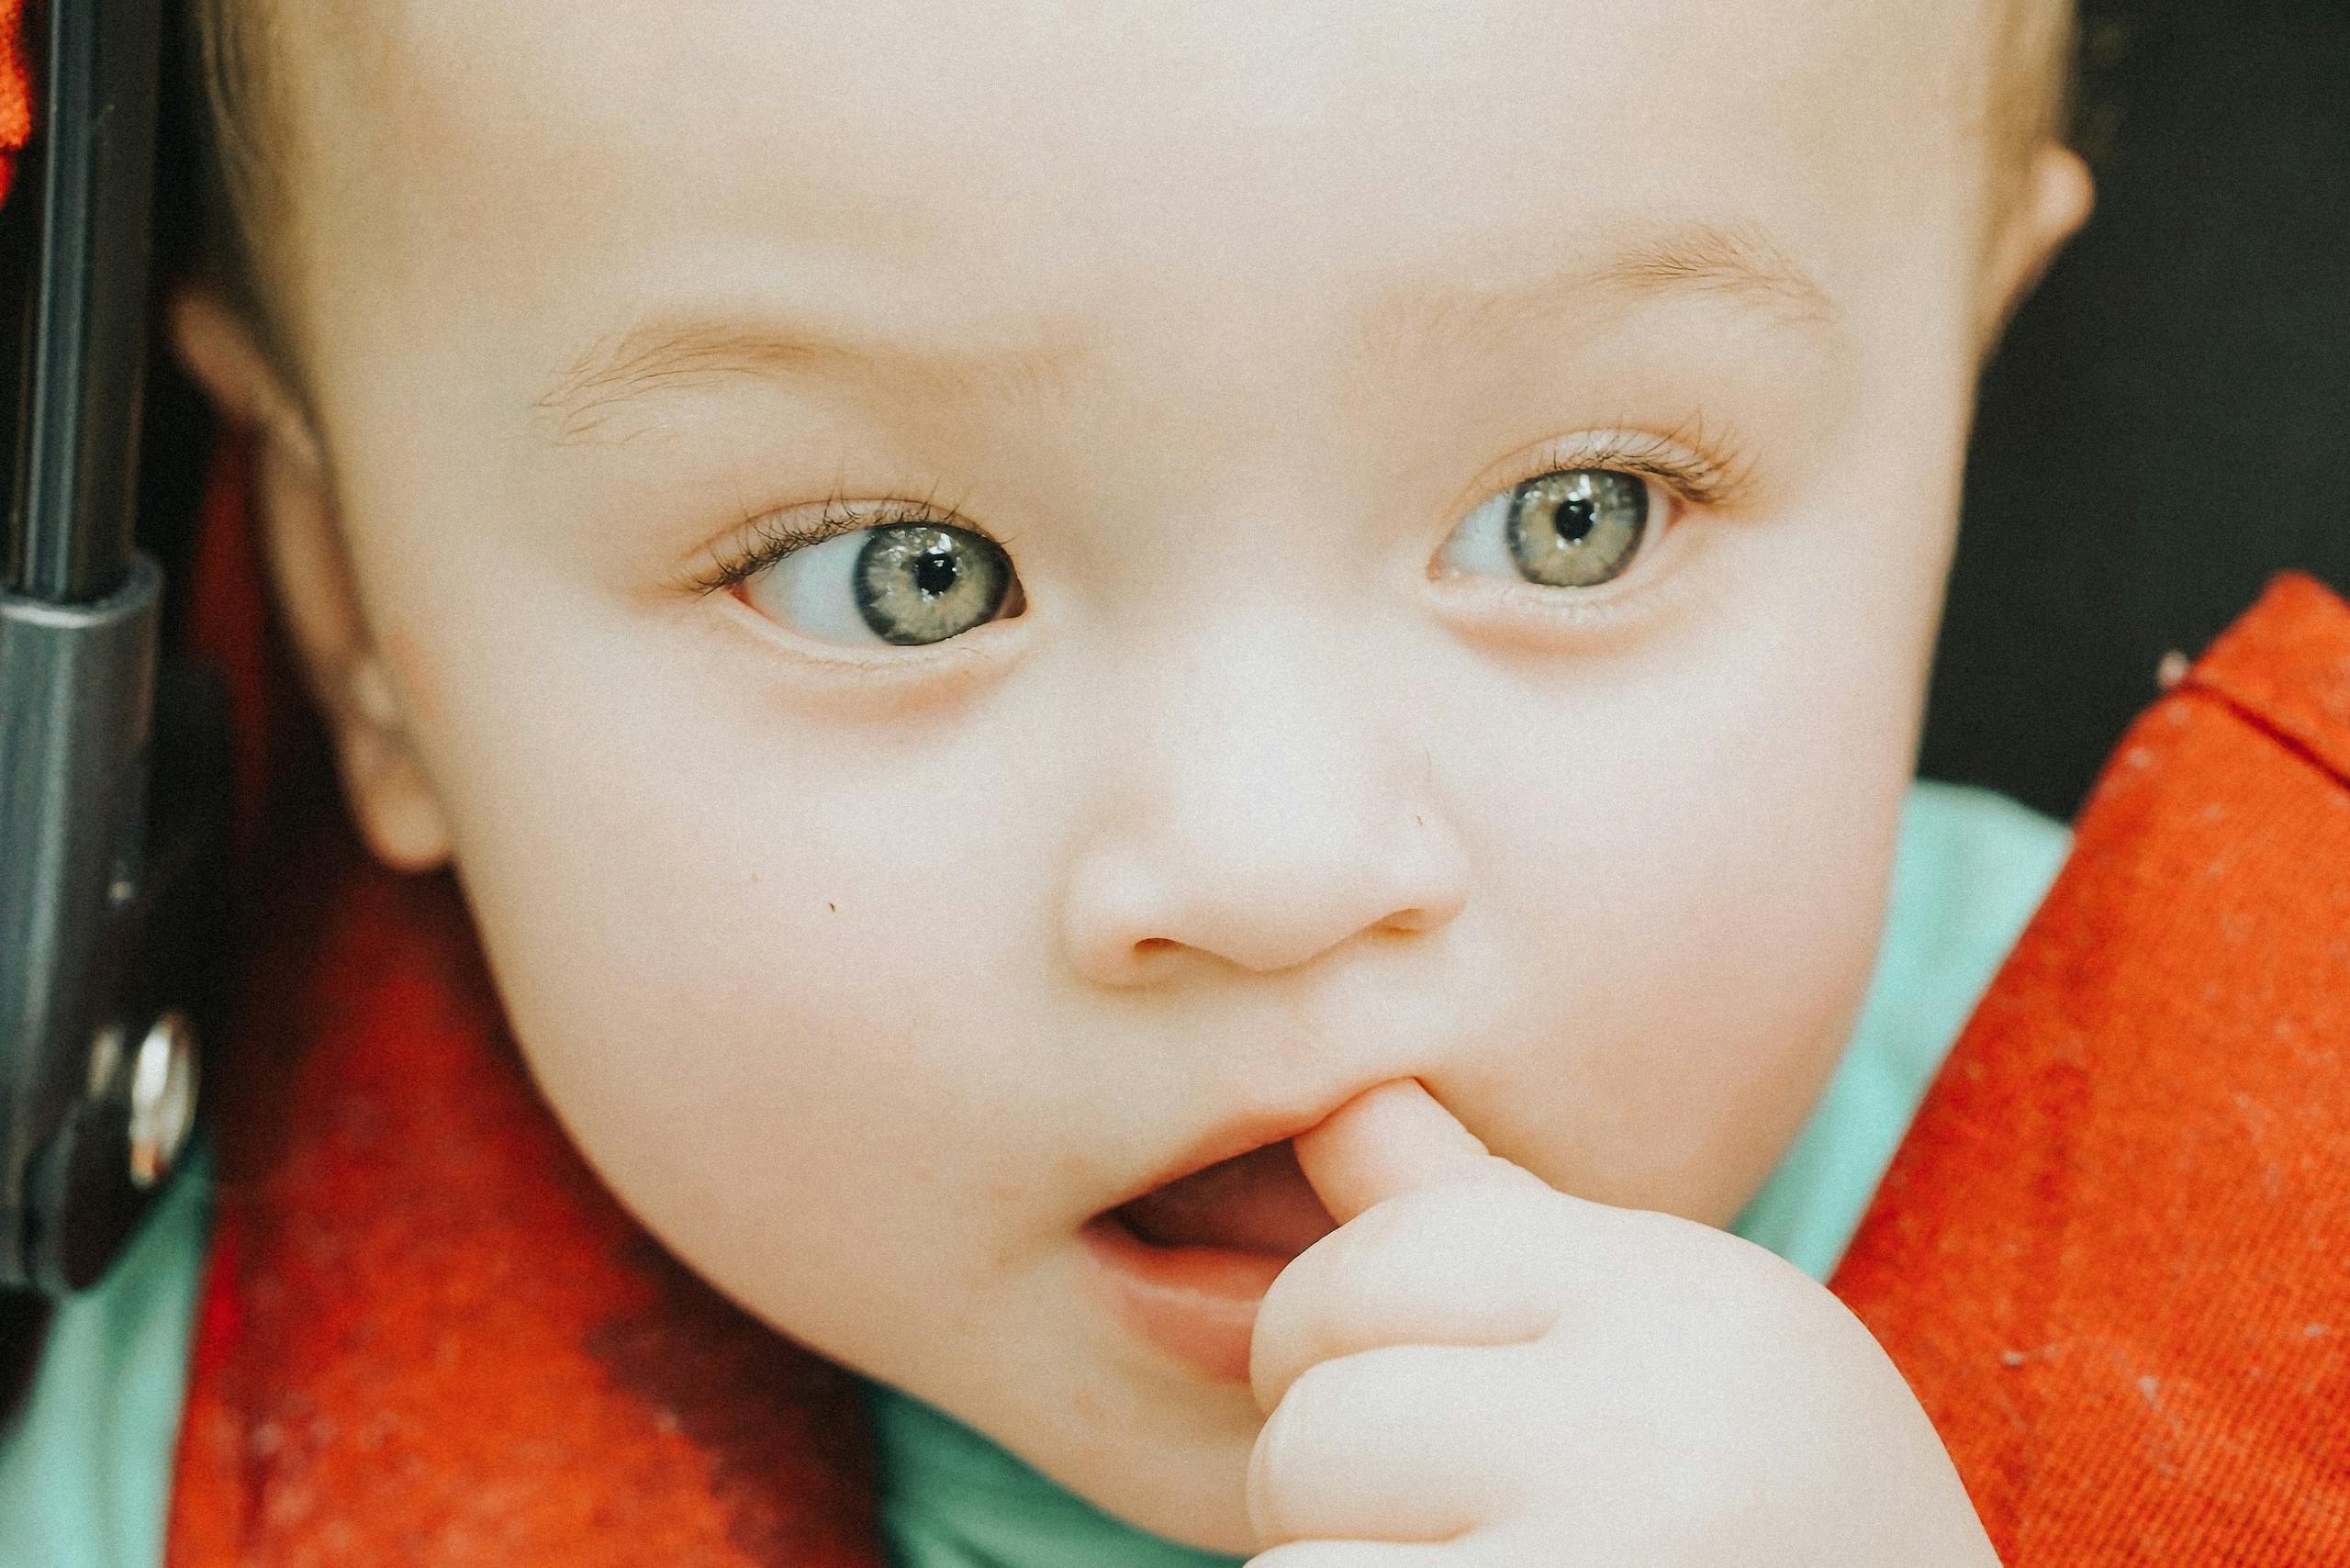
xmin=419 ymin=740 xmax=994 ymax=1372
xmin=1445 ymin=694 xmax=1904 ymax=1222
xmin=505 ymin=939 xmax=996 ymax=1360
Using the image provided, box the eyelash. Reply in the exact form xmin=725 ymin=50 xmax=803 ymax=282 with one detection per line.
xmin=1546 ymin=416 xmax=1753 ymax=511
xmin=689 ymin=479 xmax=998 ymax=598
xmin=688 ymin=420 xmax=1752 ymax=597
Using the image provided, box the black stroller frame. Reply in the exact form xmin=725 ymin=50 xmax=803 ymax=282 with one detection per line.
xmin=0 ymin=0 xmax=221 ymax=1303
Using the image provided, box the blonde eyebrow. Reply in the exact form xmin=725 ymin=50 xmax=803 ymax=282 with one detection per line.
xmin=535 ymin=317 xmax=1082 ymax=445
xmin=1354 ymin=219 xmax=1842 ymax=372
xmin=537 ymin=220 xmax=1838 ymax=444
xmin=1588 ymin=220 xmax=1837 ymax=320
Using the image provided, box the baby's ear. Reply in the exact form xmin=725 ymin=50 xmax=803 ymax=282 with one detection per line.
xmin=168 ymin=283 xmax=454 ymax=874
xmin=1978 ymin=141 xmax=2096 ymax=353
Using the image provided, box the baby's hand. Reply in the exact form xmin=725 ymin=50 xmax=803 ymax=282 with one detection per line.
xmin=1244 ymin=1080 xmax=1998 ymax=1566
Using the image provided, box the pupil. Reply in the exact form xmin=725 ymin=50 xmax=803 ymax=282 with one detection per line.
xmin=913 ymin=548 xmax=960 ymax=596
xmin=1554 ymin=496 xmax=1596 ymax=544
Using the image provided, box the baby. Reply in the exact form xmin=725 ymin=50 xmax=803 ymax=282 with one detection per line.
xmin=147 ymin=0 xmax=2091 ymax=1559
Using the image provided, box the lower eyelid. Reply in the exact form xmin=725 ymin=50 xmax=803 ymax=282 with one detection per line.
xmin=709 ymin=587 xmax=1024 ymax=693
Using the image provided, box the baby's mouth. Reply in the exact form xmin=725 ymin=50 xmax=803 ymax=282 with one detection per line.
xmin=1098 ymin=1137 xmax=1337 ymax=1257
xmin=1079 ymin=1130 xmax=1341 ymax=1382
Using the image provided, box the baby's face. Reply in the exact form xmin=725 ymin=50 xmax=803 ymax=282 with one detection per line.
xmin=212 ymin=0 xmax=2074 ymax=1551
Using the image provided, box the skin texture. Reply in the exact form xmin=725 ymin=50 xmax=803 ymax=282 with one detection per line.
xmin=170 ymin=0 xmax=2091 ymax=1554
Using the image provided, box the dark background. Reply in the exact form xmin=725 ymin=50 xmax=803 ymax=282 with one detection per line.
xmin=1921 ymin=0 xmax=2350 ymax=817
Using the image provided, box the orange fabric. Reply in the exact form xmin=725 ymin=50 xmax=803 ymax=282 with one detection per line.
xmin=161 ymin=407 xmax=2350 ymax=1563
xmin=1830 ymin=574 xmax=2350 ymax=1563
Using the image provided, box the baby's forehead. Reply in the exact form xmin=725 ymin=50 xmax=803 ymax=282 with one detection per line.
xmin=291 ymin=0 xmax=1997 ymax=338
xmin=257 ymin=0 xmax=2020 ymax=446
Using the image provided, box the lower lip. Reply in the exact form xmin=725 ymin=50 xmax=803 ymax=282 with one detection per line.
xmin=1079 ymin=1214 xmax=1292 ymax=1384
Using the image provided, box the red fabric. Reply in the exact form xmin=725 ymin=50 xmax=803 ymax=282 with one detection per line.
xmin=0 ymin=0 xmax=29 ymax=211
xmin=1829 ymin=574 xmax=2350 ymax=1563
xmin=159 ymin=421 xmax=2350 ymax=1563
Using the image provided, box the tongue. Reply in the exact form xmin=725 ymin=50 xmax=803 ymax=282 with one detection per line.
xmin=1113 ymin=1139 xmax=1337 ymax=1256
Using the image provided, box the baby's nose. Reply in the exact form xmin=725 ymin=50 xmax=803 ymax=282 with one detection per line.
xmin=1062 ymin=810 xmax=1466 ymax=982
xmin=1058 ymin=627 xmax=1469 ymax=985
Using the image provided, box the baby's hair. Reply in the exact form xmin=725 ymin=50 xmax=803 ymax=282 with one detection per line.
xmin=185 ymin=0 xmax=297 ymax=388
xmin=184 ymin=0 xmax=2081 ymax=406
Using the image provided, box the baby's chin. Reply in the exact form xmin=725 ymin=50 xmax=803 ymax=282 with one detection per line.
xmin=844 ymin=1293 xmax=1249 ymax=1552
xmin=1052 ymin=1392 xmax=1264 ymax=1553
xmin=993 ymin=1284 xmax=1270 ymax=1555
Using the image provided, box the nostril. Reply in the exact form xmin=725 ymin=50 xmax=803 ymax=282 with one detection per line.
xmin=1066 ymin=816 xmax=1470 ymax=981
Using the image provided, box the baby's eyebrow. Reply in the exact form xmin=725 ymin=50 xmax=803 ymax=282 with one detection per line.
xmin=1357 ymin=219 xmax=1842 ymax=376
xmin=534 ymin=319 xmax=1081 ymax=447
xmin=534 ymin=219 xmax=1839 ymax=447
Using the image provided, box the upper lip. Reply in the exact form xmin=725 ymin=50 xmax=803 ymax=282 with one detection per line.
xmin=1092 ymin=1088 xmax=1365 ymax=1221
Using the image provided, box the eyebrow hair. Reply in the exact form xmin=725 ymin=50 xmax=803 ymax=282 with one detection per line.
xmin=1356 ymin=219 xmax=1841 ymax=375
xmin=535 ymin=319 xmax=1082 ymax=445
xmin=535 ymin=219 xmax=1839 ymax=446
xmin=1595 ymin=220 xmax=1836 ymax=322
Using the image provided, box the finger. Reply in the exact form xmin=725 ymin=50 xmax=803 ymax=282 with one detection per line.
xmin=1248 ymin=1176 xmax=1589 ymax=1412
xmin=1292 ymin=1078 xmax=1543 ymax=1225
xmin=1248 ymin=1340 xmax=1534 ymax=1548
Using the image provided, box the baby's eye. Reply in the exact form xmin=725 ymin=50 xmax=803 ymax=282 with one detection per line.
xmin=1432 ymin=467 xmax=1660 ymax=589
xmin=737 ymin=521 xmax=1022 ymax=647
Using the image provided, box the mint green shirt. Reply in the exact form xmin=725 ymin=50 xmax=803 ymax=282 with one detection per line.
xmin=0 ymin=780 xmax=2067 ymax=1568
